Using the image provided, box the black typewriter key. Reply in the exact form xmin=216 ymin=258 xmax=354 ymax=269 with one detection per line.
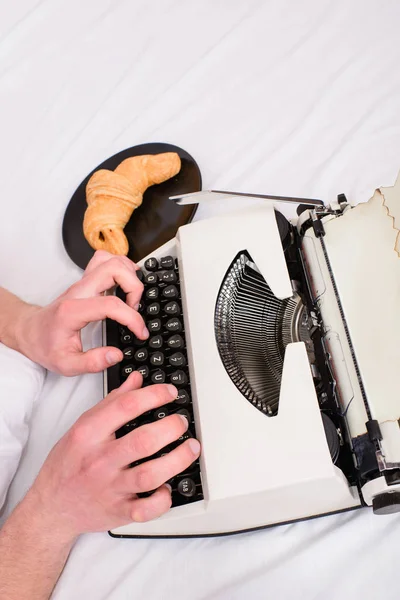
xmin=121 ymin=364 xmax=135 ymax=378
xmin=168 ymin=429 xmax=193 ymax=451
xmin=120 ymin=331 xmax=134 ymax=344
xmin=136 ymin=365 xmax=149 ymax=379
xmin=146 ymin=287 xmax=159 ymax=301
xmin=133 ymin=336 xmax=146 ymax=347
xmin=148 ymin=318 xmax=162 ymax=332
xmin=146 ymin=302 xmax=160 ymax=316
xmin=149 ymin=334 xmax=163 ymax=349
xmin=175 ymin=389 xmax=190 ymax=406
xmin=175 ymin=408 xmax=191 ymax=423
xmin=154 ymin=406 xmax=169 ymax=420
xmin=145 ymin=272 xmax=158 ymax=285
xmin=161 ymin=271 xmax=177 ymax=284
xmin=167 ymin=334 xmax=184 ymax=349
xmin=164 ymin=301 xmax=180 ymax=316
xmin=137 ymin=301 xmax=145 ymax=313
xmin=144 ymin=257 xmax=158 ymax=271
xmin=165 ymin=317 xmax=182 ymax=333
xmin=177 ymin=477 xmax=197 ymax=498
xmin=134 ymin=348 xmax=148 ymax=362
xmin=122 ymin=347 xmax=134 ymax=360
xmin=151 ymin=370 xmax=166 ymax=384
xmin=169 ymin=352 xmax=186 ymax=367
xmin=150 ymin=351 xmax=164 ymax=367
xmin=170 ymin=370 xmax=188 ymax=386
xmin=178 ymin=430 xmax=193 ymax=443
xmin=162 ymin=285 xmax=178 ymax=299
xmin=160 ymin=255 xmax=174 ymax=269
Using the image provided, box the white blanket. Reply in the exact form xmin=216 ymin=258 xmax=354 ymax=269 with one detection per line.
xmin=1 ymin=0 xmax=400 ymax=598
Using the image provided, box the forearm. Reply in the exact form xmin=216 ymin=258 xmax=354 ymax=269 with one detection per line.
xmin=0 ymin=488 xmax=77 ymax=600
xmin=0 ymin=287 xmax=38 ymax=353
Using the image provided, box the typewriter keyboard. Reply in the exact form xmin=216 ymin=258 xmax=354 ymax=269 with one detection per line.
xmin=105 ymin=255 xmax=203 ymax=508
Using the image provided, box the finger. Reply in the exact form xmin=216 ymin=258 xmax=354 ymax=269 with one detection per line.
xmin=61 ymin=296 xmax=148 ymax=339
xmin=119 ymin=438 xmax=201 ymax=494
xmin=112 ymin=370 xmax=143 ymax=398
xmin=84 ymin=251 xmax=138 ymax=275
xmin=84 ymin=250 xmax=118 ymax=274
xmin=60 ymin=346 xmax=123 ymax=376
xmin=70 ymin=256 xmax=143 ymax=308
xmin=112 ymin=413 xmax=189 ymax=466
xmin=99 ymin=370 xmax=143 ymax=406
xmin=79 ymin=384 xmax=178 ymax=440
xmin=129 ymin=485 xmax=172 ymax=523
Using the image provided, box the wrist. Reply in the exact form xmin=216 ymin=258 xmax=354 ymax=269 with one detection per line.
xmin=20 ymin=486 xmax=79 ymax=547
xmin=0 ymin=288 xmax=40 ymax=356
xmin=12 ymin=304 xmax=42 ymax=358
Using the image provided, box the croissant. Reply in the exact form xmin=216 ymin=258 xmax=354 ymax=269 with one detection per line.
xmin=83 ymin=152 xmax=181 ymax=255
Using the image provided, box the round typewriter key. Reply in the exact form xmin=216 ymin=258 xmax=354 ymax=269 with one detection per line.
xmin=170 ymin=370 xmax=188 ymax=386
xmin=167 ymin=334 xmax=184 ymax=349
xmin=134 ymin=348 xmax=148 ymax=362
xmin=151 ymin=370 xmax=166 ymax=384
xmin=178 ymin=430 xmax=193 ymax=443
xmin=154 ymin=406 xmax=169 ymax=420
xmin=122 ymin=347 xmax=134 ymax=360
xmin=160 ymin=255 xmax=174 ymax=270
xmin=145 ymin=257 xmax=159 ymax=271
xmin=121 ymin=364 xmax=134 ymax=378
xmin=164 ymin=301 xmax=180 ymax=316
xmin=120 ymin=331 xmax=134 ymax=344
xmin=161 ymin=271 xmax=177 ymax=284
xmin=136 ymin=365 xmax=149 ymax=379
xmin=146 ymin=302 xmax=160 ymax=316
xmin=165 ymin=317 xmax=182 ymax=333
xmin=135 ymin=269 xmax=144 ymax=282
xmin=175 ymin=408 xmax=191 ymax=423
xmin=175 ymin=389 xmax=190 ymax=406
xmin=177 ymin=477 xmax=196 ymax=498
xmin=150 ymin=351 xmax=164 ymax=366
xmin=169 ymin=352 xmax=186 ymax=367
xmin=137 ymin=301 xmax=145 ymax=313
xmin=162 ymin=285 xmax=178 ymax=299
xmin=146 ymin=286 xmax=159 ymax=300
xmin=148 ymin=318 xmax=162 ymax=332
xmin=149 ymin=334 xmax=163 ymax=349
xmin=145 ymin=273 xmax=158 ymax=285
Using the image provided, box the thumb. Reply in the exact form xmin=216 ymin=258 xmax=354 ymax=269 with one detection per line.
xmin=66 ymin=346 xmax=123 ymax=375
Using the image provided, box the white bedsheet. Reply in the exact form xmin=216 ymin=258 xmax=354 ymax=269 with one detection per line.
xmin=1 ymin=1 xmax=400 ymax=598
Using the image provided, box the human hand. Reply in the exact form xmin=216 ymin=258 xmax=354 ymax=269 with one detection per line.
xmin=25 ymin=373 xmax=201 ymax=537
xmin=13 ymin=251 xmax=147 ymax=376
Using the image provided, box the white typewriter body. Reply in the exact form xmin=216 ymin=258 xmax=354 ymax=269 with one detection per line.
xmin=111 ymin=187 xmax=400 ymax=537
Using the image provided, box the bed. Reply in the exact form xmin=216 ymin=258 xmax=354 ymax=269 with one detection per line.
xmin=1 ymin=1 xmax=400 ymax=597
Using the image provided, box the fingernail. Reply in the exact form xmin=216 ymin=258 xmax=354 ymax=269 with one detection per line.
xmin=188 ymin=438 xmax=201 ymax=455
xmin=178 ymin=414 xmax=189 ymax=426
xmin=106 ymin=350 xmax=122 ymax=365
xmin=142 ymin=327 xmax=149 ymax=338
xmin=166 ymin=384 xmax=178 ymax=398
xmin=134 ymin=302 xmax=140 ymax=311
xmin=165 ymin=483 xmax=172 ymax=493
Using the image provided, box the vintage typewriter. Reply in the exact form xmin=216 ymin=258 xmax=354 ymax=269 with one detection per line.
xmin=104 ymin=184 xmax=400 ymax=538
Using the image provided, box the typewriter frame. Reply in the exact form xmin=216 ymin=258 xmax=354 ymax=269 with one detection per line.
xmin=104 ymin=194 xmax=400 ymax=537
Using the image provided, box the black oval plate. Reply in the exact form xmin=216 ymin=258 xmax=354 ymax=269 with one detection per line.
xmin=62 ymin=143 xmax=201 ymax=270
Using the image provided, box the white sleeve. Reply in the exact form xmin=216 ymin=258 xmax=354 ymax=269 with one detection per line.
xmin=0 ymin=343 xmax=45 ymax=509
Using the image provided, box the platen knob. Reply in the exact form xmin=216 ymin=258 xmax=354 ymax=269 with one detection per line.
xmin=372 ymin=491 xmax=400 ymax=515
